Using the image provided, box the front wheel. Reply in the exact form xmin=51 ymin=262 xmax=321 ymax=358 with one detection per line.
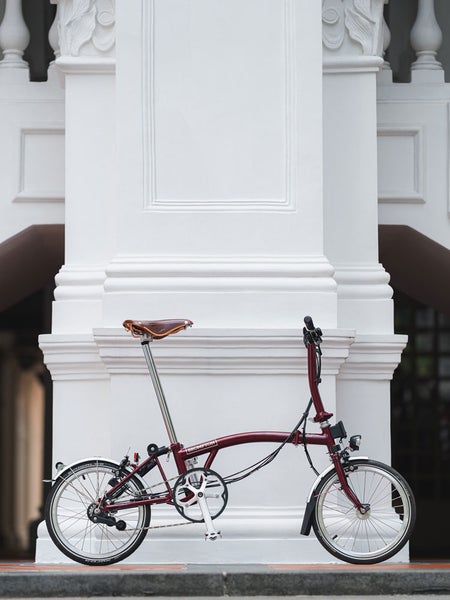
xmin=45 ymin=459 xmax=151 ymax=566
xmin=312 ymin=459 xmax=416 ymax=564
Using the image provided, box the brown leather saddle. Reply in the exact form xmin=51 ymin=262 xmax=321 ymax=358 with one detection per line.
xmin=123 ymin=318 xmax=193 ymax=340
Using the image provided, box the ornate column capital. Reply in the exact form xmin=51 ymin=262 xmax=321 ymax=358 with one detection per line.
xmin=51 ymin=0 xmax=115 ymax=59
xmin=323 ymin=0 xmax=386 ymax=71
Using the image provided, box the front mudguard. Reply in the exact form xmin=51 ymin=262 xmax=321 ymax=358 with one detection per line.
xmin=300 ymin=456 xmax=369 ymax=536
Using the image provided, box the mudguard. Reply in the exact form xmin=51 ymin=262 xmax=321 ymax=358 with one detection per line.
xmin=50 ymin=457 xmax=148 ymax=489
xmin=300 ymin=456 xmax=369 ymax=536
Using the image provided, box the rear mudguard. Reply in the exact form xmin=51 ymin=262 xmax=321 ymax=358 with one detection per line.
xmin=300 ymin=456 xmax=369 ymax=536
xmin=50 ymin=457 xmax=147 ymax=489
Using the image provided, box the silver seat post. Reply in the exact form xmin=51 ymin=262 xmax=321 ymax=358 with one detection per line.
xmin=141 ymin=336 xmax=178 ymax=445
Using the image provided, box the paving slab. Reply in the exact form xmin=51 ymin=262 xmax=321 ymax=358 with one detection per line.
xmin=1 ymin=562 xmax=450 ymax=597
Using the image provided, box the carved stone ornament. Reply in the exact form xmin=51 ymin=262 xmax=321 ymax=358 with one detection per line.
xmin=322 ymin=0 xmax=346 ymax=49
xmin=323 ymin=0 xmax=385 ymax=56
xmin=54 ymin=0 xmax=115 ymax=57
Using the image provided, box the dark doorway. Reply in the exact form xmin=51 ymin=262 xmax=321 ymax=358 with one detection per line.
xmin=0 ymin=289 xmax=54 ymax=558
xmin=379 ymin=225 xmax=450 ymax=558
xmin=391 ymin=293 xmax=450 ymax=558
xmin=0 ymin=224 xmax=63 ymax=558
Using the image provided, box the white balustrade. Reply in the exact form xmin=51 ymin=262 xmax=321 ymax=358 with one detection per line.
xmin=410 ymin=0 xmax=444 ymax=81
xmin=377 ymin=14 xmax=393 ymax=84
xmin=382 ymin=16 xmax=391 ymax=70
xmin=0 ymin=0 xmax=29 ymax=69
xmin=48 ymin=1 xmax=60 ymax=63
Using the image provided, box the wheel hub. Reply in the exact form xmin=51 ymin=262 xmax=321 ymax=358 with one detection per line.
xmin=87 ymin=503 xmax=117 ymax=527
xmin=356 ymin=503 xmax=371 ymax=520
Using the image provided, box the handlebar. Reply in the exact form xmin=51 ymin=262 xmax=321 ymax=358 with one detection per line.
xmin=303 ymin=315 xmax=322 ymax=346
xmin=303 ymin=315 xmax=315 ymax=331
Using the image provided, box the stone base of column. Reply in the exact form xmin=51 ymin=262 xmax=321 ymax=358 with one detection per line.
xmin=36 ymin=504 xmax=411 ymax=565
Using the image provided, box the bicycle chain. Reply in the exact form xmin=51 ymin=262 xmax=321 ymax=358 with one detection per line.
xmin=117 ymin=476 xmax=195 ymax=532
xmin=117 ymin=472 xmax=220 ymax=532
xmin=136 ymin=521 xmax=193 ymax=532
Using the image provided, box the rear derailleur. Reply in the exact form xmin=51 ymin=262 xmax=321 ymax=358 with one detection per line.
xmin=87 ymin=502 xmax=127 ymax=531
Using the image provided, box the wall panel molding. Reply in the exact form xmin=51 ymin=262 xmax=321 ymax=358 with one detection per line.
xmin=377 ymin=124 xmax=424 ymax=204
xmin=141 ymin=0 xmax=298 ymax=213
xmin=14 ymin=126 xmax=65 ymax=204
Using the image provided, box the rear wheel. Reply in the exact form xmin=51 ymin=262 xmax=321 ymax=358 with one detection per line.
xmin=312 ymin=459 xmax=415 ymax=564
xmin=45 ymin=459 xmax=150 ymax=566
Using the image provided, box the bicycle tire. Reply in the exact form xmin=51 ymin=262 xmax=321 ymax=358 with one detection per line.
xmin=45 ymin=459 xmax=151 ymax=566
xmin=312 ymin=459 xmax=416 ymax=564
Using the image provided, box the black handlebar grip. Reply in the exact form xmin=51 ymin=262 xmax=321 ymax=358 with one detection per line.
xmin=304 ymin=315 xmax=315 ymax=331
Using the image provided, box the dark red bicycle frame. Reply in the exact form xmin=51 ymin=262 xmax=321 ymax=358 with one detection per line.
xmin=101 ymin=332 xmax=364 ymax=513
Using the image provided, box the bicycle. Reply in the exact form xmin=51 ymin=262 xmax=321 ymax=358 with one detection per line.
xmin=44 ymin=316 xmax=416 ymax=566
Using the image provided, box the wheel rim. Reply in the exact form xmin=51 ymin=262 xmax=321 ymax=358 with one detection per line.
xmin=49 ymin=463 xmax=148 ymax=563
xmin=315 ymin=463 xmax=413 ymax=561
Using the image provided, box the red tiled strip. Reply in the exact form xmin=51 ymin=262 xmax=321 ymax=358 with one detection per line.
xmin=0 ymin=563 xmax=185 ymax=572
xmin=269 ymin=563 xmax=450 ymax=570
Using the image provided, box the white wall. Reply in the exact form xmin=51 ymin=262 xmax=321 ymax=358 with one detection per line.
xmin=0 ymin=0 xmax=64 ymax=244
xmin=378 ymin=82 xmax=450 ymax=251
xmin=0 ymin=73 xmax=64 ymax=244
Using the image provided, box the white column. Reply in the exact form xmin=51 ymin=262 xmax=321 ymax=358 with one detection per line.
xmin=49 ymin=0 xmax=116 ymax=334
xmin=323 ymin=0 xmax=391 ymax=334
xmin=0 ymin=0 xmax=29 ymax=73
xmin=322 ymin=0 xmax=407 ymax=540
xmin=410 ymin=0 xmax=444 ymax=82
xmin=97 ymin=0 xmax=338 ymax=565
xmin=37 ymin=0 xmax=116 ymax=561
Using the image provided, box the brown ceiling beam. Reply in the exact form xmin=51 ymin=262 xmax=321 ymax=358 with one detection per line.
xmin=0 ymin=225 xmax=64 ymax=313
xmin=379 ymin=224 xmax=450 ymax=315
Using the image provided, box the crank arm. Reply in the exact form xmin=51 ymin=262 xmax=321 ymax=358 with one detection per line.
xmin=197 ymin=493 xmax=221 ymax=540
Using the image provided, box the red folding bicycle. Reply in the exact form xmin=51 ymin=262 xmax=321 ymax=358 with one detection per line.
xmin=45 ymin=316 xmax=416 ymax=566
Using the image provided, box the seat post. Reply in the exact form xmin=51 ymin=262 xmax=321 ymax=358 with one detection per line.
xmin=141 ymin=337 xmax=178 ymax=445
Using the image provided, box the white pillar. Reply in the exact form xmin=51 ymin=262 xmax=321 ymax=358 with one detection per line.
xmin=96 ymin=0 xmax=339 ymax=564
xmin=37 ymin=0 xmax=116 ymax=560
xmin=38 ymin=0 xmax=343 ymax=565
xmin=322 ymin=0 xmax=407 ymax=515
xmin=49 ymin=0 xmax=116 ymax=334
xmin=323 ymin=0 xmax=391 ymax=334
xmin=0 ymin=0 xmax=29 ymax=73
xmin=410 ymin=0 xmax=444 ymax=82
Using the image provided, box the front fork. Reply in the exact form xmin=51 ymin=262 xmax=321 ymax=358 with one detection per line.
xmin=330 ymin=453 xmax=369 ymax=512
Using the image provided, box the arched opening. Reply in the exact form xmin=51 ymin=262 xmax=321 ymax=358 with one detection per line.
xmin=380 ymin=225 xmax=450 ymax=558
xmin=0 ymin=225 xmax=63 ymax=558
